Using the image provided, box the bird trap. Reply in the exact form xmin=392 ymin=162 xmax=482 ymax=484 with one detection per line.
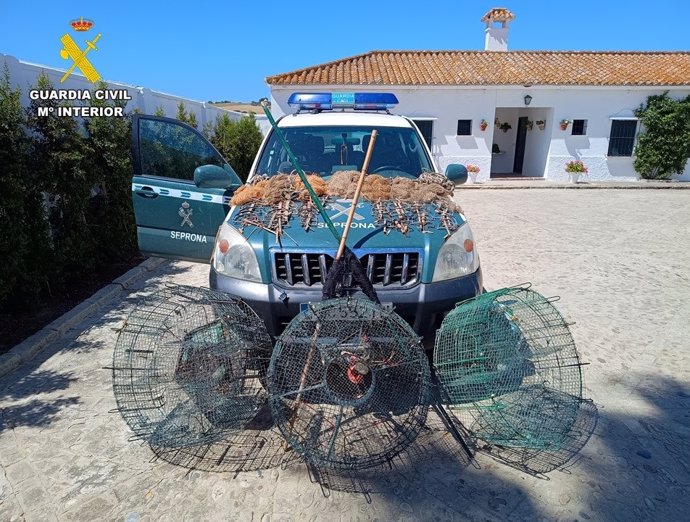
xmin=433 ymin=285 xmax=583 ymax=450
xmin=112 ymin=285 xmax=272 ymax=448
xmin=267 ymin=298 xmax=431 ymax=470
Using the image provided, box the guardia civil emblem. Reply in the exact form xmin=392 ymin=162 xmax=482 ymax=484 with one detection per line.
xmin=179 ymin=201 xmax=193 ymax=228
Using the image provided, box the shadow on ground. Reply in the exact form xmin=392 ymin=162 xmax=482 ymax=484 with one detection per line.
xmin=0 ymin=261 xmax=196 ymax=435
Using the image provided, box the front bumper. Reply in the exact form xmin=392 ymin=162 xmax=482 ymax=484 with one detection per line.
xmin=210 ymin=267 xmax=483 ymax=341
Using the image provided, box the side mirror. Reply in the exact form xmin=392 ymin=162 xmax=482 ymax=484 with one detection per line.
xmin=194 ymin=164 xmax=242 ymax=189
xmin=445 ymin=164 xmax=468 ymax=185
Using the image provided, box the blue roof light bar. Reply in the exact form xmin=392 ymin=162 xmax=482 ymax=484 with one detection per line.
xmin=287 ymin=92 xmax=399 ymax=111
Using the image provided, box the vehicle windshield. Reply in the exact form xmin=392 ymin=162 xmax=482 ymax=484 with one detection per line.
xmin=255 ymin=125 xmax=433 ymax=179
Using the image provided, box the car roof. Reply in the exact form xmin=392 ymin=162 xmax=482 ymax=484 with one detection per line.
xmin=277 ymin=111 xmax=414 ymax=129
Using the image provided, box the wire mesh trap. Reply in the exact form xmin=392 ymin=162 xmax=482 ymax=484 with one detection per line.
xmin=112 ymin=285 xmax=272 ymax=448
xmin=433 ymin=285 xmax=584 ymax=450
xmin=268 ymin=297 xmax=431 ymax=470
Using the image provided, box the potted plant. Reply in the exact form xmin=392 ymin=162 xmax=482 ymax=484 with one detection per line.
xmin=560 ymin=119 xmax=570 ymax=131
xmin=479 ymin=119 xmax=488 ymax=131
xmin=494 ymin=117 xmax=500 ymax=128
xmin=526 ymin=120 xmax=534 ymax=131
xmin=466 ymin=164 xmax=480 ymax=183
xmin=536 ymin=119 xmax=546 ymax=130
xmin=492 ymin=143 xmax=502 ymax=154
xmin=499 ymin=122 xmax=512 ymax=133
xmin=564 ymin=159 xmax=588 ymax=183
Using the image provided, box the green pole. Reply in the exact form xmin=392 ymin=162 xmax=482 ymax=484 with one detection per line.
xmin=261 ymin=101 xmax=341 ymax=244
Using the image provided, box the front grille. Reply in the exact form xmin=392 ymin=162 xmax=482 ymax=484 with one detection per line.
xmin=274 ymin=252 xmax=420 ymax=287
xmin=360 ymin=253 xmax=419 ymax=285
xmin=274 ymin=253 xmax=333 ymax=286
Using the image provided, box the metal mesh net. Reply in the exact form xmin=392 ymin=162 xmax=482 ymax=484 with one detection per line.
xmin=112 ymin=285 xmax=272 ymax=448
xmin=433 ymin=285 xmax=583 ymax=449
xmin=268 ymin=297 xmax=430 ymax=470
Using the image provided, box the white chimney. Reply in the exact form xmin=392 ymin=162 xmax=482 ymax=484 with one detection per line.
xmin=482 ymin=7 xmax=515 ymax=52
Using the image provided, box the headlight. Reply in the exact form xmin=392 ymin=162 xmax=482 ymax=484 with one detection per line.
xmin=432 ymin=223 xmax=479 ymax=282
xmin=212 ymin=222 xmax=261 ymax=282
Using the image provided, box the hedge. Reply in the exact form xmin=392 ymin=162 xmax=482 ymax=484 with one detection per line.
xmin=0 ymin=69 xmax=262 ymax=312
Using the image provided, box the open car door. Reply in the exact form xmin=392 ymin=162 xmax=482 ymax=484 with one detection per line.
xmin=131 ymin=115 xmax=242 ymax=263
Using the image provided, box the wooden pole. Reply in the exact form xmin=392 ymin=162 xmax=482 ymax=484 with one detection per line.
xmin=335 ymin=130 xmax=378 ymax=260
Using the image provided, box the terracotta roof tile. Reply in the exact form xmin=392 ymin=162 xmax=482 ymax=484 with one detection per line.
xmin=266 ymin=51 xmax=690 ymax=87
xmin=481 ymin=7 xmax=515 ymax=23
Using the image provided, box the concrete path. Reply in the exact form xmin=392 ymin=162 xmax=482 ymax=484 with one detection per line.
xmin=462 ymin=179 xmax=690 ymax=189
xmin=1 ymin=189 xmax=689 ymax=521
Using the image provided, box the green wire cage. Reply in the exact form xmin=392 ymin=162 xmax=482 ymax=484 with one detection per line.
xmin=112 ymin=285 xmax=272 ymax=448
xmin=268 ymin=297 xmax=431 ymax=470
xmin=433 ymin=285 xmax=583 ymax=449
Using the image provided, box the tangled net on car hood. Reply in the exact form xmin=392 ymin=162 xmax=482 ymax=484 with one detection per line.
xmin=230 ymin=172 xmax=459 ymax=209
xmin=229 ymin=172 xmax=462 ymax=239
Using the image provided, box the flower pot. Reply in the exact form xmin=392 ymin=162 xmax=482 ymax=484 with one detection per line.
xmin=560 ymin=123 xmax=568 ymax=131
xmin=468 ymin=172 xmax=478 ymax=184
xmin=537 ymin=123 xmax=545 ymax=131
xmin=480 ymin=123 xmax=488 ymax=131
xmin=567 ymin=173 xmax=581 ymax=184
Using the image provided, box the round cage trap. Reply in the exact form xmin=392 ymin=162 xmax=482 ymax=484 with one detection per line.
xmin=112 ymin=285 xmax=272 ymax=448
xmin=268 ymin=298 xmax=431 ymax=470
xmin=433 ymin=285 xmax=583 ymax=449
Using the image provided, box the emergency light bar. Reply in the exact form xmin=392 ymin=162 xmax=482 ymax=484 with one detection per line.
xmin=287 ymin=92 xmax=399 ymax=111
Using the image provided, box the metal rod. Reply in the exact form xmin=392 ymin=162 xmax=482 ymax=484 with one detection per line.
xmin=261 ymin=101 xmax=341 ymax=244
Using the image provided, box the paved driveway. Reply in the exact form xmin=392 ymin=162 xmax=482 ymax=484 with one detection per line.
xmin=1 ymin=189 xmax=689 ymax=521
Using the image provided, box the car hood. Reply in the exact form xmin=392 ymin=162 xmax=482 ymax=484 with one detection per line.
xmin=227 ymin=199 xmax=466 ymax=284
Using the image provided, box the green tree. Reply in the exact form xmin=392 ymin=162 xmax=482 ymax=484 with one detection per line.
xmin=175 ymin=100 xmax=198 ymax=128
xmin=187 ymin=111 xmax=198 ymax=129
xmin=84 ymin=82 xmax=137 ymax=264
xmin=0 ymin=66 xmax=51 ymax=309
xmin=153 ymin=105 xmax=165 ymax=117
xmin=26 ymin=73 xmax=95 ymax=289
xmin=209 ymin=113 xmax=263 ymax=181
xmin=634 ymin=93 xmax=690 ymax=179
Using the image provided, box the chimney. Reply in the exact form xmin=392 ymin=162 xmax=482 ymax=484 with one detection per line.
xmin=481 ymin=7 xmax=515 ymax=51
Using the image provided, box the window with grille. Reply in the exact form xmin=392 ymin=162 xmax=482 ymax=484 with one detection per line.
xmin=608 ymin=120 xmax=637 ymax=156
xmin=571 ymin=119 xmax=588 ymax=136
xmin=456 ymin=120 xmax=472 ymax=136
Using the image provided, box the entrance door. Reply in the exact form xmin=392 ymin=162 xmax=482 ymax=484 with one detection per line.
xmin=513 ymin=117 xmax=528 ymax=174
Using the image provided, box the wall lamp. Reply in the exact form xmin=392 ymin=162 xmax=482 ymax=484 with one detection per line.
xmin=524 ymin=95 xmax=533 ymax=106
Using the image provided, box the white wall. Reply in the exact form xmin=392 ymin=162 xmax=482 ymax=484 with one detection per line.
xmin=1 ymin=53 xmax=251 ymax=130
xmin=522 ymin=107 xmax=553 ymax=177
xmin=271 ymin=85 xmax=690 ymax=182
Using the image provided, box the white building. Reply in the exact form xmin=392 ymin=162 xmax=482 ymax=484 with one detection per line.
xmin=266 ymin=8 xmax=690 ymax=182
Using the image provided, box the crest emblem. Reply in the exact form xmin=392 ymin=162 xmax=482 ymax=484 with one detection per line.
xmin=179 ymin=201 xmax=193 ymax=228
xmin=59 ymin=18 xmax=102 ymax=83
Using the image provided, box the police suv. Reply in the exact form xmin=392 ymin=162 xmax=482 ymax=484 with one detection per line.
xmin=131 ymin=92 xmax=483 ymax=341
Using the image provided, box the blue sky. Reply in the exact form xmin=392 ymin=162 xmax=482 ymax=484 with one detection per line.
xmin=1 ymin=0 xmax=688 ymax=102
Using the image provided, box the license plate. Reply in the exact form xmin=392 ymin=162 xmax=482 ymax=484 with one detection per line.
xmin=300 ymin=301 xmax=393 ymax=312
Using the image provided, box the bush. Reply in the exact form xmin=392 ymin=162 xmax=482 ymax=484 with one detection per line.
xmin=0 ymin=66 xmax=51 ymax=309
xmin=0 ymin=70 xmax=138 ymax=312
xmin=84 ymin=82 xmax=137 ymax=263
xmin=634 ymin=93 xmax=690 ymax=179
xmin=26 ymin=73 xmax=95 ymax=288
xmin=208 ymin=113 xmax=263 ymax=181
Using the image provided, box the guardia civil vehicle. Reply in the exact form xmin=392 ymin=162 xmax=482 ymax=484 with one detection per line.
xmin=131 ymin=92 xmax=482 ymax=341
